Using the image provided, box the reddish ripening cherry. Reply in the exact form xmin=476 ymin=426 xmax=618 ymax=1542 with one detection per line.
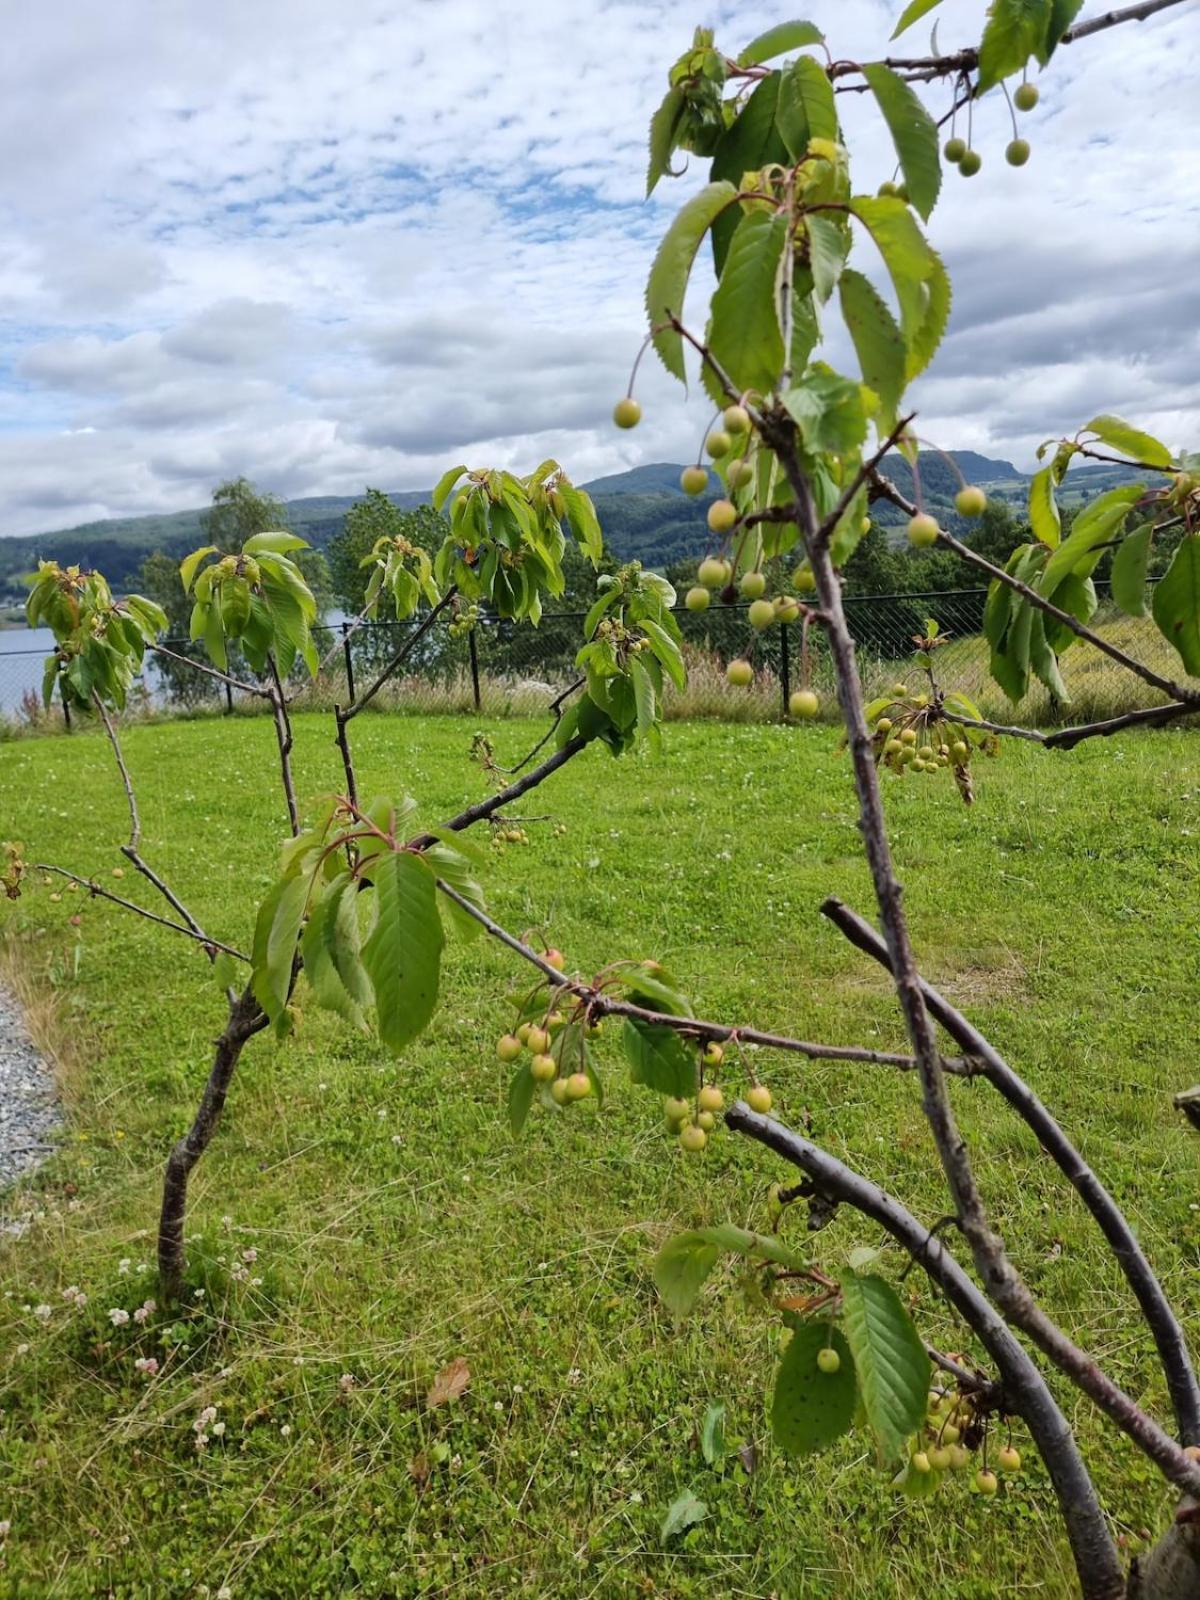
xmin=544 ymin=947 xmax=565 ymax=971
xmin=613 ymin=397 xmax=641 ymax=429
xmin=680 ymin=465 xmax=708 ymax=496
xmin=707 ymin=498 xmax=737 ymax=534
xmin=907 ymin=513 xmax=940 ymax=548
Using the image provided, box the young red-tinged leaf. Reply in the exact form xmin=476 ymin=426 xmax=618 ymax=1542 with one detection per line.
xmin=362 ymin=852 xmax=445 ymax=1053
xmin=1110 ymin=524 xmax=1154 ymax=618
xmin=425 ymin=1357 xmax=470 ymax=1409
xmin=772 ymin=1323 xmax=856 ymax=1454
xmin=1152 ymin=533 xmax=1200 ymax=676
xmin=1082 ymin=414 xmax=1174 ymax=469
xmin=646 ymin=181 xmax=738 ymax=383
xmin=861 ymin=63 xmax=941 ymax=220
xmin=839 ymin=1272 xmax=930 ymax=1463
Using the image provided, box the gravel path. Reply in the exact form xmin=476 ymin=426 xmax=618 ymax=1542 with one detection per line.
xmin=0 ymin=982 xmax=58 ymax=1189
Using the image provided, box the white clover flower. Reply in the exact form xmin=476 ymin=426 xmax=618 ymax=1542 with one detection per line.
xmin=33 ymin=1305 xmax=52 ymax=1323
xmin=117 ymin=1259 xmax=131 ymax=1276
xmin=279 ymin=1424 xmax=292 ymax=1438
xmin=211 ymin=1421 xmax=226 ymax=1438
xmin=108 ymin=1308 xmax=130 ymax=1327
xmin=241 ymin=1248 xmax=257 ymax=1264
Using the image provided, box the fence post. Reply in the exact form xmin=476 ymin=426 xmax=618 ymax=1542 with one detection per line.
xmin=224 ymin=679 xmax=234 ymax=716
xmin=341 ymin=621 xmax=356 ymax=704
xmin=468 ymin=627 xmax=482 ymax=712
xmin=60 ymin=675 xmax=72 ymax=732
xmin=779 ymin=617 xmax=791 ymax=719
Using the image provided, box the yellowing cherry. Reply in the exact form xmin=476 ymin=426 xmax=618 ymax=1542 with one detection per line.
xmin=729 ymin=459 xmax=755 ymax=489
xmin=698 ymin=1084 xmax=724 ymax=1113
xmin=565 ymin=1072 xmax=591 ymax=1100
xmin=702 ymin=1041 xmax=724 ymax=1068
xmin=738 ymin=570 xmax=766 ymax=600
xmin=907 ymin=513 xmax=940 ymax=548
xmin=685 ymin=586 xmax=711 ymax=612
xmin=696 ymin=1110 xmax=716 ymax=1132
xmin=726 ymin=659 xmax=753 ymax=687
xmin=748 ymin=599 xmax=776 ymax=630
xmin=1014 ymin=81 xmax=1039 ymax=111
xmin=911 ymin=1451 xmax=931 ymax=1474
xmin=955 ymin=485 xmax=987 ymax=517
xmin=497 ymin=1034 xmax=523 ymax=1062
xmin=997 ymin=1446 xmax=1021 ymax=1472
xmin=530 ymin=1053 xmax=557 ymax=1082
xmin=774 ymin=595 xmax=800 ymax=622
xmin=816 ymin=1346 xmax=840 ymax=1375
xmin=613 ymin=398 xmax=642 ymax=429
xmin=707 ymin=498 xmax=738 ymax=534
xmin=698 ymin=556 xmax=730 ymax=588
xmin=792 ymin=564 xmax=816 ymax=594
xmin=723 ymin=404 xmax=751 ymax=434
xmin=680 ymin=465 xmax=709 ymax=496
xmin=929 ymin=1446 xmax=953 ymax=1470
xmin=706 ymin=429 xmax=732 ymax=459
xmin=746 ymin=1084 xmax=773 ymax=1114
xmin=664 ymin=1096 xmax=691 ymax=1124
xmin=526 ymin=1026 xmax=549 ymax=1055
xmin=679 ymin=1124 xmax=707 ymax=1153
xmin=975 ymin=1469 xmax=998 ymax=1496
xmin=550 ymin=1078 xmax=571 ymax=1104
xmin=790 ymin=689 xmax=819 ymax=719
xmin=517 ymin=1022 xmax=533 ymax=1045
xmin=545 ymin=947 xmax=566 ymax=971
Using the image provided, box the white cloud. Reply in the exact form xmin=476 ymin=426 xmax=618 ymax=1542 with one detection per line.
xmin=0 ymin=0 xmax=1196 ymax=537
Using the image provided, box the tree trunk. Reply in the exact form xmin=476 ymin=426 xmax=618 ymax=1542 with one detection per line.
xmin=157 ymin=985 xmax=266 ymax=1299
xmin=1132 ymin=1514 xmax=1200 ymax=1598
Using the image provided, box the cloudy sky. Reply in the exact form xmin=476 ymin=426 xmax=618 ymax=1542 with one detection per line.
xmin=1 ymin=0 xmax=1196 ymax=538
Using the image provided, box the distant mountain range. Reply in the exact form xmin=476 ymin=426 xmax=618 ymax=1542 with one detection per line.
xmin=0 ymin=452 xmax=1145 ymax=602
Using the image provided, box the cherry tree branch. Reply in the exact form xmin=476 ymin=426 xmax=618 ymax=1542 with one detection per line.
xmin=340 ymin=589 xmax=457 ymax=723
xmin=868 ymin=466 xmax=1200 ymax=708
xmin=407 ymin=733 xmax=592 ymax=848
xmin=433 ymin=878 xmax=980 ymax=1075
xmin=266 ymin=655 xmax=300 ymax=836
xmin=952 ymin=702 xmax=1195 ymax=750
xmin=822 ymin=895 xmax=1200 ymax=1447
xmin=724 ymin=1102 xmax=1126 ymax=1600
xmin=32 ymin=865 xmax=249 ymax=963
xmin=149 ymin=641 xmax=271 ymax=700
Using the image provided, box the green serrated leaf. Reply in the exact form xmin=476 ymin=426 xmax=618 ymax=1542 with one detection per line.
xmin=849 ymin=197 xmax=946 ymax=378
xmin=653 ymin=1225 xmax=802 ymax=1317
xmin=507 ymin=1061 xmax=536 ymax=1137
xmin=1111 ymin=524 xmax=1153 ymax=618
xmin=623 ymin=1016 xmax=695 ymax=1098
xmin=660 ymin=1488 xmax=707 ymax=1543
xmin=806 ymin=215 xmax=847 ymax=304
xmin=646 ymin=181 xmax=738 ymax=384
xmin=212 ymin=950 xmax=238 ymax=991
xmin=242 ymin=531 xmax=309 ymax=556
xmin=1028 ymin=464 xmax=1061 ymax=548
xmin=1082 ymin=414 xmax=1174 ymax=469
xmin=1152 ymin=533 xmax=1200 ymax=676
xmin=710 ymin=74 xmax=790 ymax=270
xmin=861 ymin=63 xmax=941 ymax=220
xmin=891 ymin=0 xmax=944 ymax=41
xmin=251 ymin=875 xmax=307 ymax=1029
xmin=431 ymin=464 xmax=467 ymax=513
xmin=737 ymin=20 xmax=824 ymax=66
xmin=647 ymin=84 xmax=686 ymax=197
xmin=362 ymin=852 xmax=444 ymax=1053
xmin=700 ymin=1400 xmax=727 ymax=1465
xmin=772 ymin=1323 xmax=856 ymax=1455
xmin=301 ymin=872 xmax=372 ymax=1027
xmin=1043 ymin=0 xmax=1085 ymax=58
xmin=1030 ymin=610 xmax=1069 ymax=701
xmin=839 ymin=1273 xmax=930 ymax=1463
xmin=838 ymin=268 xmax=906 ymax=420
xmin=977 ymin=0 xmax=1052 ymax=95
xmin=777 ymin=55 xmax=838 ymax=161
xmin=180 ymin=546 xmax=218 ymax=594
xmin=708 ymin=210 xmax=788 ymax=396
xmin=1039 ymin=484 xmax=1144 ymax=594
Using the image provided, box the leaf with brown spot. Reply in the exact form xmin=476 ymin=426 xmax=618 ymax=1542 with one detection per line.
xmin=426 ymin=1356 xmax=470 ymax=1409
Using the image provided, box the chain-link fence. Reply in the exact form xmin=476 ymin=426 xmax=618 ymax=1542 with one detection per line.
xmin=1 ymin=581 xmax=1193 ymax=735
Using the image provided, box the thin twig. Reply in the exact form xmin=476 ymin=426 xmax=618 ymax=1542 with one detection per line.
xmin=266 ymin=656 xmax=300 ymax=837
xmin=433 ymin=879 xmax=979 ymax=1075
xmin=953 ymin=702 xmax=1195 ymax=749
xmin=149 ymin=642 xmax=270 ymax=700
xmin=341 ymin=590 xmax=457 ymax=723
xmin=816 ymin=414 xmax=915 ymax=550
xmin=32 ymin=865 xmax=249 ymax=963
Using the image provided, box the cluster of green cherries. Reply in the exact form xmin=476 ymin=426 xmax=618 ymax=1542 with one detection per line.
xmin=936 ymin=79 xmax=1039 ymax=179
xmin=495 ymin=950 xmax=601 ymax=1105
xmin=663 ymin=1041 xmax=774 ymax=1153
xmin=448 ymin=601 xmax=481 ymax=640
xmin=490 ymin=821 xmax=532 ymax=851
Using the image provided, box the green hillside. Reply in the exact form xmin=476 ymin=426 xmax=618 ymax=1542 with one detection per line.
xmin=0 ymin=452 xmax=1144 ymax=608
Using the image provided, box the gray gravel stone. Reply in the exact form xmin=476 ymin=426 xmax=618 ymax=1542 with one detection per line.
xmin=0 ymin=981 xmax=59 ymax=1190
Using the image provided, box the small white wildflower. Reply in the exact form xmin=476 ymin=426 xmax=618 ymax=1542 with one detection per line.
xmin=512 ymin=1384 xmax=524 ymax=1395
xmin=134 ymin=1357 xmax=159 ymax=1377
xmin=217 ymin=1588 xmax=233 ymax=1600
xmin=629 ymin=1490 xmax=643 ymax=1504
xmin=376 ymin=1108 xmax=387 ymax=1119
xmin=293 ymin=1356 xmax=305 ymax=1367
xmin=61 ymin=1285 xmax=81 ymax=1302
xmin=241 ymin=1248 xmax=257 ymax=1264
xmin=249 ymin=1277 xmax=263 ymax=1287
xmin=0 ymin=1519 xmax=10 ymax=1537
xmin=279 ymin=1424 xmax=292 ymax=1438
xmin=15 ymin=1344 xmax=29 ymax=1356
xmin=195 ymin=1433 xmax=209 ymax=1451
xmin=338 ymin=1373 xmax=355 ymax=1391
xmin=211 ymin=1421 xmax=226 ymax=1438
xmin=493 ymin=1401 xmax=504 ymax=1412
xmin=108 ymin=1308 xmax=130 ymax=1327
xmin=390 ymin=1134 xmax=403 ymax=1145
xmin=318 ymin=1082 xmax=328 ymax=1092
xmin=33 ymin=1305 xmax=52 ymax=1323
xmin=193 ymin=1289 xmax=205 ymax=1301
xmin=221 ymin=1216 xmax=233 ymax=1229
xmin=117 ymin=1259 xmax=131 ymax=1276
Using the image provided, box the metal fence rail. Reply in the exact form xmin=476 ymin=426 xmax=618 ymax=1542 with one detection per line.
xmin=1 ymin=581 xmax=1193 ymax=734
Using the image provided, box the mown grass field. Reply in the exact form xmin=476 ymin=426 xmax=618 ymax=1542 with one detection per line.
xmin=1 ymin=710 xmax=1198 ymax=1599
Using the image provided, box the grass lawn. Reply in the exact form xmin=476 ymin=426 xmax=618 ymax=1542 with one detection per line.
xmin=1 ymin=709 xmax=1198 ymax=1599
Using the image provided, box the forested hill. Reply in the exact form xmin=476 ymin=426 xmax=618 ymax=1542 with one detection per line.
xmin=0 ymin=451 xmax=1144 ymax=600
